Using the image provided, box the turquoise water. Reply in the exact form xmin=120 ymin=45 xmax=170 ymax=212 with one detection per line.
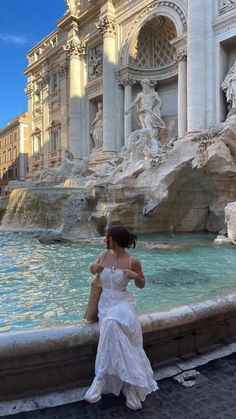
xmin=0 ymin=232 xmax=236 ymax=333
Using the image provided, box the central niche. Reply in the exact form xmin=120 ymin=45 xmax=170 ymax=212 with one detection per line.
xmin=129 ymin=16 xmax=177 ymax=69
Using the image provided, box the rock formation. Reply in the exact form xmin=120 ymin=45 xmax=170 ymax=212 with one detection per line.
xmin=225 ymin=201 xmax=236 ymax=244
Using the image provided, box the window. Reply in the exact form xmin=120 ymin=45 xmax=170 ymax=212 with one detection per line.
xmin=13 ymin=131 xmax=17 ymax=142
xmin=50 ymin=130 xmax=59 ymax=151
xmin=8 ymin=149 xmax=12 ymax=161
xmin=50 ymin=37 xmax=57 ymax=48
xmin=33 ymin=134 xmax=41 ymax=154
xmin=8 ymin=168 xmax=13 ymax=179
xmin=14 ymin=167 xmax=18 ymax=178
xmin=50 ymin=72 xmax=59 ymax=93
xmin=13 ymin=147 xmax=17 ymax=159
xmin=3 ymin=152 xmax=6 ymax=163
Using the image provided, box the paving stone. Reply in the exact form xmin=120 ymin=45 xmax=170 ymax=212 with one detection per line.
xmin=3 ymin=352 xmax=236 ymax=419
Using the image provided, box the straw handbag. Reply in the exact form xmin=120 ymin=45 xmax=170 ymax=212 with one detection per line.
xmin=84 ymin=273 xmax=102 ymax=323
xmin=84 ymin=252 xmax=108 ymax=323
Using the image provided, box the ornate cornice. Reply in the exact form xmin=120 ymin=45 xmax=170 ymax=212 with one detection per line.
xmin=213 ymin=13 xmax=236 ymax=34
xmin=63 ymin=39 xmax=87 ymax=59
xmin=96 ymin=16 xmax=116 ymax=37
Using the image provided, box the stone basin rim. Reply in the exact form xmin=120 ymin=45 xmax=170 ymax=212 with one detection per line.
xmin=1 ymin=292 xmax=236 ymax=358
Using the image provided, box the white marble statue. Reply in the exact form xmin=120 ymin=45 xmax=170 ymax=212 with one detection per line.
xmin=222 ymin=60 xmax=236 ymax=114
xmin=38 ymin=150 xmax=88 ymax=183
xmin=125 ymin=79 xmax=166 ymax=147
xmin=64 ymin=0 xmax=80 ymax=13
xmin=91 ymin=102 xmax=103 ymax=148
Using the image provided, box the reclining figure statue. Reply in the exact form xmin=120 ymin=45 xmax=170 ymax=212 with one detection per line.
xmin=38 ymin=149 xmax=89 ymax=184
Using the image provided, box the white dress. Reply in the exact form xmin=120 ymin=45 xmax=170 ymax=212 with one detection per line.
xmin=95 ymin=261 xmax=158 ymax=401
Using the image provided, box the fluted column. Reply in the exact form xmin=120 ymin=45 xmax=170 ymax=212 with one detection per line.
xmin=187 ymin=0 xmax=206 ymax=133
xmin=121 ymin=78 xmax=136 ymax=145
xmin=97 ymin=16 xmax=117 ymax=153
xmin=63 ymin=39 xmax=86 ymax=158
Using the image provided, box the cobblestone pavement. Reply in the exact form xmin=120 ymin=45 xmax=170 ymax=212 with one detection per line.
xmin=4 ymin=352 xmax=236 ymax=419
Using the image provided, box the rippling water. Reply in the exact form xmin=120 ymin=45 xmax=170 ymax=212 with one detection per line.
xmin=0 ymin=232 xmax=236 ymax=333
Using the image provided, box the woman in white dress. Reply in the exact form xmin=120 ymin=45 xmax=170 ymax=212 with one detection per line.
xmin=84 ymin=226 xmax=158 ymax=410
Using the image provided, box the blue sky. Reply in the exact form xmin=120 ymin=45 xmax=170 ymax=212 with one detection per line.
xmin=0 ymin=0 xmax=66 ymax=128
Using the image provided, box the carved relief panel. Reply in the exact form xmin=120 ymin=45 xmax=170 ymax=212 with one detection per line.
xmin=88 ymin=45 xmax=103 ymax=80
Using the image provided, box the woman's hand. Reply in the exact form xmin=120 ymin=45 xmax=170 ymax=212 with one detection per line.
xmin=124 ymin=261 xmax=145 ymax=289
xmin=123 ymin=269 xmax=138 ymax=280
xmin=89 ymin=263 xmax=104 ymax=275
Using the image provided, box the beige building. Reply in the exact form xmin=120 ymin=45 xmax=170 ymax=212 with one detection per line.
xmin=0 ymin=113 xmax=28 ymax=195
xmin=24 ymin=0 xmax=236 ymax=179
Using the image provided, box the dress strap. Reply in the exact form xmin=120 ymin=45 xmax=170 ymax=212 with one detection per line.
xmin=129 ymin=256 xmax=133 ymax=270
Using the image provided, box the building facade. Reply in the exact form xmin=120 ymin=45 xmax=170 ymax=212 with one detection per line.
xmin=24 ymin=0 xmax=236 ymax=179
xmin=0 ymin=113 xmax=28 ymax=195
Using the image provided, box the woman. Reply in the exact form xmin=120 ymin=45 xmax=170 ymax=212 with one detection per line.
xmin=84 ymin=226 xmax=158 ymax=410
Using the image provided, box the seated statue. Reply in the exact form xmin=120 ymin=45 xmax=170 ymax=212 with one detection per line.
xmin=38 ymin=149 xmax=89 ymax=184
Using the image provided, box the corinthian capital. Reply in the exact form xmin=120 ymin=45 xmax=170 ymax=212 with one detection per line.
xmin=96 ymin=16 xmax=116 ymax=37
xmin=120 ymin=78 xmax=136 ymax=86
xmin=173 ymin=47 xmax=187 ymax=62
xmin=63 ymin=39 xmax=87 ymax=59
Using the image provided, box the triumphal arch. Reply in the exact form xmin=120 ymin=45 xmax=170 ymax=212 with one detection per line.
xmin=24 ymin=0 xmax=236 ymax=178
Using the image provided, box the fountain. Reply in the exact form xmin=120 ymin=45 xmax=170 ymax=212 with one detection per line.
xmin=1 ymin=75 xmax=236 ymax=404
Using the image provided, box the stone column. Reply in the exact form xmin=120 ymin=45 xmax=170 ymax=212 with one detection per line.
xmin=19 ymin=122 xmax=26 ymax=180
xmin=59 ymin=61 xmax=69 ymax=153
xmin=187 ymin=0 xmax=206 ymax=133
xmin=121 ymin=78 xmax=136 ymax=145
xmin=175 ymin=49 xmax=187 ymax=138
xmin=25 ymin=81 xmax=34 ymax=179
xmin=97 ymin=16 xmax=117 ymax=153
xmin=63 ymin=39 xmax=86 ymax=158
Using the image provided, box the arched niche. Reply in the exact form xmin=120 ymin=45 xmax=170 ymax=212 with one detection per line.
xmin=120 ymin=0 xmax=187 ymax=70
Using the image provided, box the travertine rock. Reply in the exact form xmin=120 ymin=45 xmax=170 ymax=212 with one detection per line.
xmin=225 ymin=202 xmax=236 ymax=245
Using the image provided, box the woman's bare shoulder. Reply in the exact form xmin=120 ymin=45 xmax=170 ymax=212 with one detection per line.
xmin=97 ymin=250 xmax=109 ymax=263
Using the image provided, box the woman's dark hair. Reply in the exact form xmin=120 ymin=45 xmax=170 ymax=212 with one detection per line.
xmin=106 ymin=225 xmax=137 ymax=248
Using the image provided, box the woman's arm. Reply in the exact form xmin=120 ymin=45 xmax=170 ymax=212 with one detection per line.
xmin=124 ymin=258 xmax=145 ymax=289
xmin=88 ymin=251 xmax=107 ymax=275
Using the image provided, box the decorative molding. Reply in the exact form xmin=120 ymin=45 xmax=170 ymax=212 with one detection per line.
xmin=213 ymin=13 xmax=236 ymax=34
xmin=64 ymin=0 xmax=80 ymax=15
xmin=173 ymin=47 xmax=187 ymax=62
xmin=119 ymin=77 xmax=136 ymax=86
xmin=63 ymin=39 xmax=86 ymax=59
xmin=25 ymin=84 xmax=34 ymax=98
xmin=121 ymin=1 xmax=187 ymax=66
xmin=96 ymin=16 xmax=116 ymax=37
xmin=125 ymin=1 xmax=187 ymax=43
xmin=219 ymin=0 xmax=236 ymax=15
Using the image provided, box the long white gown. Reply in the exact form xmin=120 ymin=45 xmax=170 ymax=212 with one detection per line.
xmin=95 ymin=263 xmax=158 ymax=401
